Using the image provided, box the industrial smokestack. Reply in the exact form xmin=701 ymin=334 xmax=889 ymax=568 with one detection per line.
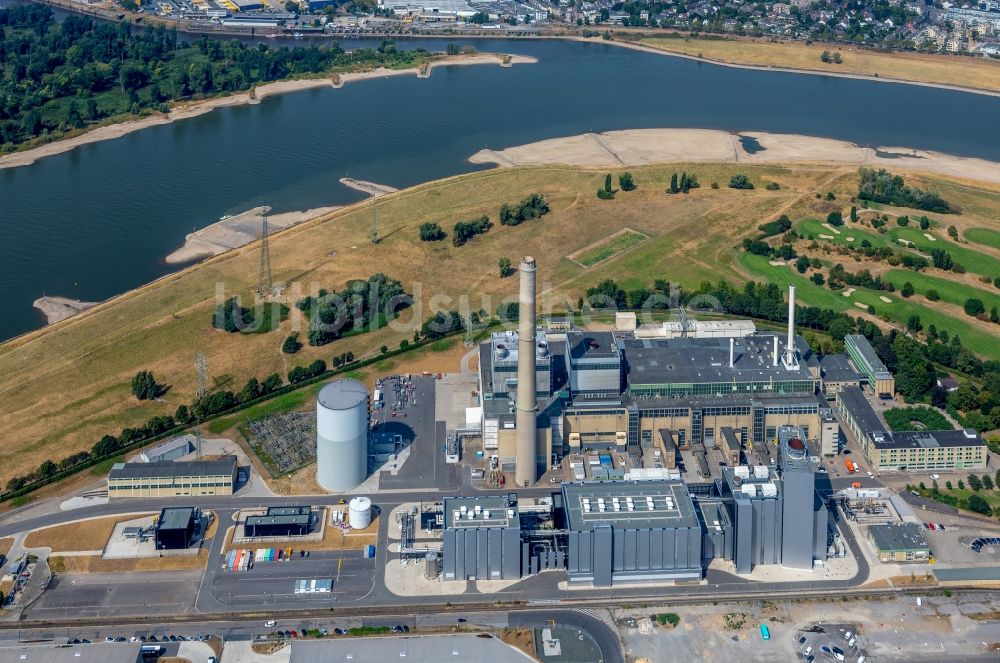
xmin=785 ymin=285 xmax=796 ymax=368
xmin=773 ymin=336 xmax=779 ymax=367
xmin=729 ymin=337 xmax=735 ymax=368
xmin=515 ymin=256 xmax=538 ymax=487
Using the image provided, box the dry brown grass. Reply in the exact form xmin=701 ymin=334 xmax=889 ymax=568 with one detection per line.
xmin=24 ymin=514 xmax=155 ymax=552
xmin=0 ymin=538 xmax=12 ymax=558
xmin=47 ymin=549 xmax=208 ymax=573
xmin=2 ymin=162 xmax=991 ymax=489
xmin=500 ymin=628 xmax=538 ymax=661
xmin=203 ymin=511 xmax=219 ymax=540
xmin=633 ymin=35 xmax=1000 ymax=94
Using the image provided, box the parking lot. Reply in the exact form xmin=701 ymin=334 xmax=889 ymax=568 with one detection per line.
xmin=794 ymin=623 xmax=866 ymax=663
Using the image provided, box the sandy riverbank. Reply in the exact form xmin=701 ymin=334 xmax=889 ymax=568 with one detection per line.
xmin=165 ymin=204 xmax=342 ymax=264
xmin=572 ymin=36 xmax=1000 ymax=99
xmin=32 ymin=297 xmax=100 ymax=325
xmin=0 ymin=53 xmax=536 ymax=172
xmin=339 ymin=178 xmax=399 ymax=197
xmin=469 ymin=128 xmax=1000 ymax=184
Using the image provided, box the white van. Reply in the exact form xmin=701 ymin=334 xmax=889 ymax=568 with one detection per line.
xmin=264 ymin=620 xmax=276 ymax=628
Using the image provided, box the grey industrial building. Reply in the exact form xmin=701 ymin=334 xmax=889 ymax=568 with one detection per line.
xmin=244 ymin=506 xmax=312 ymax=538
xmin=154 ymin=507 xmax=196 ymax=550
xmin=868 ymin=523 xmax=931 ymax=563
xmin=562 ymin=480 xmax=703 ymax=586
xmin=479 ymin=289 xmax=863 ymax=480
xmin=715 ymin=426 xmax=828 ymax=573
xmin=139 ymin=435 xmax=194 ymax=463
xmin=441 ymin=495 xmax=523 ymax=581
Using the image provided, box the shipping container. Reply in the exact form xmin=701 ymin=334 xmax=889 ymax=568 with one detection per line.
xmin=366 ymin=544 xmax=376 ymax=558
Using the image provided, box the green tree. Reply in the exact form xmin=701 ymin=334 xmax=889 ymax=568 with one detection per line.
xmin=969 ymin=474 xmax=983 ymax=491
xmin=984 ymin=474 xmax=994 ymax=490
xmin=282 ymin=332 xmax=302 ymax=354
xmin=419 ymin=222 xmax=445 ymax=241
xmin=827 ymin=211 xmax=844 ymax=227
xmin=967 ymin=493 xmax=992 ymax=515
xmin=959 ymin=479 xmax=966 ymax=490
xmin=284 ymin=0 xmax=300 ymax=12
xmin=906 ymin=314 xmax=922 ymax=333
xmin=618 ymin=172 xmax=636 ymax=191
xmin=728 ymin=175 xmax=754 ymax=190
xmin=850 ymin=206 xmax=858 ymax=222
xmin=498 ymin=256 xmax=513 ymax=278
xmin=946 ymin=480 xmax=953 ymax=490
xmin=795 ymin=255 xmax=810 ymax=274
xmin=948 ymin=225 xmax=959 ymax=239
xmin=919 ymin=216 xmax=930 ymax=230
xmin=669 ymin=173 xmax=678 ymax=194
xmin=130 ymin=370 xmax=162 ymax=400
xmin=925 ymin=289 xmax=940 ymax=301
xmin=964 ymin=298 xmax=986 ymax=317
xmin=901 ymin=282 xmax=914 ymax=298
xmin=380 ymin=345 xmax=389 ymax=354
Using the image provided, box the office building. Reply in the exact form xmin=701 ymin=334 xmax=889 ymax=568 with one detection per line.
xmin=107 ymin=457 xmax=237 ymax=498
xmin=868 ymin=523 xmax=931 ymax=563
xmin=844 ymin=335 xmax=895 ymax=396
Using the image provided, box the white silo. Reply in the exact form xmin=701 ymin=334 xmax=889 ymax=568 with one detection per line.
xmin=316 ymin=379 xmax=369 ymax=492
xmin=348 ymin=496 xmax=372 ymax=530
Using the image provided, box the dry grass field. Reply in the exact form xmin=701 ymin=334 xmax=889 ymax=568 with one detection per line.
xmin=632 ymin=35 xmax=1000 ymax=94
xmin=24 ymin=514 xmax=155 ymax=552
xmin=47 ymin=549 xmax=208 ymax=574
xmin=2 ymin=163 xmax=1000 ymax=489
xmin=0 ymin=538 xmax=12 ymax=558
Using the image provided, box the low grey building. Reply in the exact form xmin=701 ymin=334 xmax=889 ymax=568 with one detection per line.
xmin=562 ymin=480 xmax=703 ymax=586
xmin=868 ymin=523 xmax=931 ymax=563
xmin=441 ymin=495 xmax=522 ymax=581
xmin=139 ymin=435 xmax=194 ymax=463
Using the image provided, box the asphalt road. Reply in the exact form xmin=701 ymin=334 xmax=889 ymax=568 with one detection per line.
xmin=509 ymin=610 xmax=623 ymax=663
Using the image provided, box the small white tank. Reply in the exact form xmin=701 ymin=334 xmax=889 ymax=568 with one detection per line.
xmin=348 ymin=496 xmax=372 ymax=530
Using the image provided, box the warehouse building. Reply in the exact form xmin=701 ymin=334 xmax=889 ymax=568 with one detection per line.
xmin=868 ymin=523 xmax=931 ymax=563
xmin=441 ymin=495 xmax=522 ymax=581
xmin=838 ymin=386 xmax=986 ymax=472
xmin=245 ymin=506 xmax=313 ymax=538
xmin=139 ymin=435 xmax=194 ymax=463
xmin=155 ymin=507 xmax=196 ymax=550
xmin=844 ymin=335 xmax=895 ymax=396
xmin=107 ymin=456 xmax=237 ymax=498
xmin=562 ymin=480 xmax=703 ymax=586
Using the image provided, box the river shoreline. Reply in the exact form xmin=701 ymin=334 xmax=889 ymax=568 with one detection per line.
xmin=0 ymin=53 xmax=536 ymax=172
xmin=469 ymin=129 xmax=1000 ymax=185
xmin=583 ymin=36 xmax=1000 ymax=100
xmin=32 ymin=296 xmax=99 ymax=325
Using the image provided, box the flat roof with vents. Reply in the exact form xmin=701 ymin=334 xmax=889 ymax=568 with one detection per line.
xmin=443 ymin=495 xmax=519 ymax=529
xmin=869 ymin=429 xmax=986 ymax=450
xmin=620 ymin=333 xmax=815 ymax=388
xmin=561 ymin=480 xmax=698 ymax=531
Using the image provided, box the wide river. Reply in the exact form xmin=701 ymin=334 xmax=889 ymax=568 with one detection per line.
xmin=3 ymin=14 xmax=1000 ymax=340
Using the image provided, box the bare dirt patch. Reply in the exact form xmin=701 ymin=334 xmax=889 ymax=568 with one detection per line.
xmin=500 ymin=628 xmax=538 ymax=661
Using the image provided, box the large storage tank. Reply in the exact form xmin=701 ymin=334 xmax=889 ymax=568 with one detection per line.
xmin=348 ymin=496 xmax=372 ymax=530
xmin=424 ymin=551 xmax=439 ymax=580
xmin=316 ymin=379 xmax=369 ymax=492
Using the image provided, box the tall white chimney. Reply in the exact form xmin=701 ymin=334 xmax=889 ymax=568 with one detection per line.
xmin=729 ymin=338 xmax=735 ymax=368
xmin=784 ymin=285 xmax=797 ymax=368
xmin=773 ymin=336 xmax=779 ymax=367
xmin=514 ymin=256 xmax=538 ymax=487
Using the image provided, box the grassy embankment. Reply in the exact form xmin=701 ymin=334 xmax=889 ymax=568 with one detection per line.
xmin=629 ymin=33 xmax=1000 ymax=94
xmin=3 ymin=163 xmax=1000 ymax=488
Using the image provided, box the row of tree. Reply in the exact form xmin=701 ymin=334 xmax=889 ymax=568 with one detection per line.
xmin=420 ymin=193 xmax=549 ymax=243
xmin=0 ymin=6 xmax=434 ymax=151
xmin=857 ymin=168 xmax=955 ymax=213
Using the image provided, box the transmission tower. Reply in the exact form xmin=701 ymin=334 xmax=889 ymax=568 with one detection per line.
xmin=194 ymin=352 xmax=207 ymax=460
xmin=257 ymin=206 xmax=272 ymax=298
xmin=370 ymin=195 xmax=378 ymax=245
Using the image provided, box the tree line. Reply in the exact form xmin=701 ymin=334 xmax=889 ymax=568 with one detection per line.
xmin=0 ymin=6 xmax=433 ymax=152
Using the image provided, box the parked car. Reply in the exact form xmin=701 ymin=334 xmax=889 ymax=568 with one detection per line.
xmin=265 ymin=620 xmax=276 ymax=628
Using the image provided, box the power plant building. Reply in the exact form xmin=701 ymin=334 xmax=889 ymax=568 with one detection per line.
xmin=155 ymin=507 xmax=196 ymax=550
xmin=717 ymin=426 xmax=828 ymax=573
xmin=244 ymin=506 xmax=312 ymax=538
xmin=316 ymin=379 xmax=369 ymax=492
xmin=441 ymin=495 xmax=522 ymax=581
xmin=844 ymin=334 xmax=895 ymax=396
xmin=562 ymin=480 xmax=703 ymax=586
